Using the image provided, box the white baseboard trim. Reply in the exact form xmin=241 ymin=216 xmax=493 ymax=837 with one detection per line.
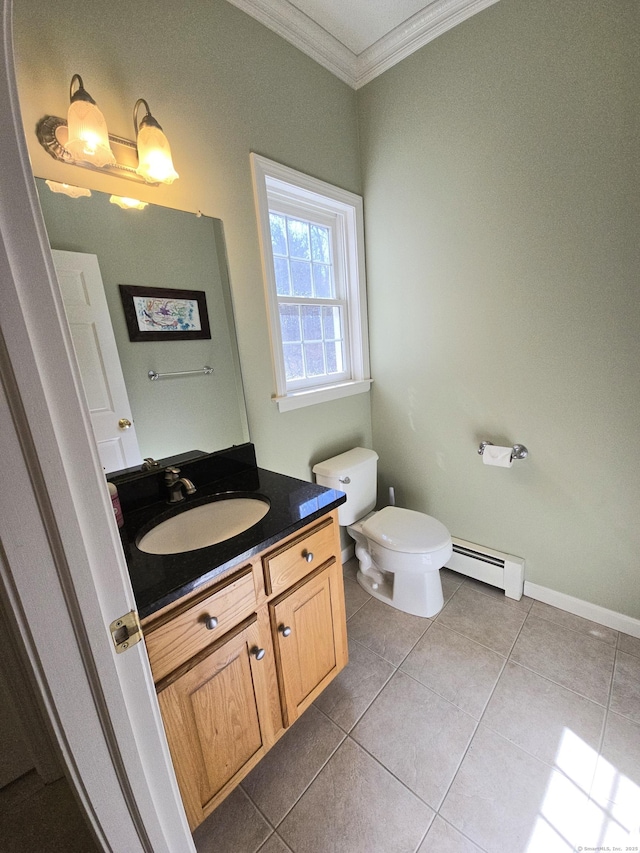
xmin=342 ymin=547 xmax=640 ymax=640
xmin=524 ymin=581 xmax=640 ymax=640
xmin=341 ymin=544 xmax=355 ymax=564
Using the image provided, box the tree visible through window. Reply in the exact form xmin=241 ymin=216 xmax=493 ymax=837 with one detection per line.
xmin=269 ymin=213 xmax=347 ymax=386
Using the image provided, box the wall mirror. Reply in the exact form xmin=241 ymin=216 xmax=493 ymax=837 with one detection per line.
xmin=35 ymin=178 xmax=249 ymax=469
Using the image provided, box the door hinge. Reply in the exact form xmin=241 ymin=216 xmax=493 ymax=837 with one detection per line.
xmin=110 ymin=610 xmax=142 ymax=654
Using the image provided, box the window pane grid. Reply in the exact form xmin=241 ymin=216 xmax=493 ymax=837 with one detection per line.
xmin=278 ymin=303 xmax=347 ymax=384
xmin=271 ymin=210 xmax=346 ymax=385
xmin=270 ymin=213 xmax=335 ymax=300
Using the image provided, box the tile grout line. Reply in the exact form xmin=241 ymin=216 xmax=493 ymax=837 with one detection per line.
xmin=428 ymin=814 xmax=493 ymax=853
xmin=347 ymin=731 xmax=486 ymax=853
xmin=397 ymin=663 xmax=491 ymax=725
xmin=262 ymin=831 xmax=294 ymax=853
xmin=459 ymin=576 xmax=534 ymax=612
xmin=527 ymin=607 xmax=619 ymax=648
xmin=310 ymin=628 xmax=451 ymax=850
xmin=505 ymin=654 xmax=613 ymax=709
xmin=320 ymin=607 xmax=444 ymax=839
xmin=241 ymin=715 xmax=348 ymax=836
xmin=344 ymin=581 xmax=521 ymax=850
xmin=502 ymin=657 xmax=609 ymax=709
xmin=342 ymin=732 xmax=441 ymax=817
xmin=429 ymin=609 xmax=529 ymax=834
xmin=343 ymin=589 xmax=484 ymax=829
xmin=442 ymin=611 xmax=609 ymax=809
xmin=430 ymin=614 xmax=515 ymax=659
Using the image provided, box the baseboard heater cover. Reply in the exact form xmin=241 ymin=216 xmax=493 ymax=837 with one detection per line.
xmin=446 ymin=537 xmax=525 ymax=600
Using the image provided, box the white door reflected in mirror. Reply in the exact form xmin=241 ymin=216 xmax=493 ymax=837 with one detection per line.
xmin=53 ymin=249 xmax=143 ymax=472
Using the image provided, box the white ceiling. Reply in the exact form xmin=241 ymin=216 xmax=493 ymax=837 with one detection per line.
xmin=289 ymin=0 xmax=438 ymax=55
xmin=226 ymin=0 xmax=501 ymax=89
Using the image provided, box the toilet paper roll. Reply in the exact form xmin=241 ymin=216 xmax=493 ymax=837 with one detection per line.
xmin=482 ymin=445 xmax=513 ymax=468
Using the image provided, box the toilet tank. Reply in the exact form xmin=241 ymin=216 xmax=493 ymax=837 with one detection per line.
xmin=312 ymin=447 xmax=378 ymax=526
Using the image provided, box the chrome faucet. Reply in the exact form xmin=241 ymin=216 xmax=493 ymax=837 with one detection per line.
xmin=164 ymin=467 xmax=197 ymax=503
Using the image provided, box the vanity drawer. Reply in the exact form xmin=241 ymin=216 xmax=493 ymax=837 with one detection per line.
xmin=143 ymin=567 xmax=257 ymax=683
xmin=263 ymin=517 xmax=336 ymax=597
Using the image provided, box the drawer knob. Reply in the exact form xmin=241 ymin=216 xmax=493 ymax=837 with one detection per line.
xmin=204 ymin=616 xmax=219 ymax=630
xmin=303 ymin=550 xmax=314 ymax=563
xmin=279 ymin=625 xmax=292 ymax=637
xmin=251 ymin=647 xmax=266 ymax=660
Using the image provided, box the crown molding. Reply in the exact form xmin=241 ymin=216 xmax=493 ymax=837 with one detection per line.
xmin=226 ymin=0 xmax=501 ymax=89
xmin=354 ymin=0 xmax=501 ymax=88
xmin=226 ymin=0 xmax=356 ymax=86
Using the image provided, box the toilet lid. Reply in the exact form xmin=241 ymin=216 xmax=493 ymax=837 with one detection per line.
xmin=362 ymin=506 xmax=451 ymax=554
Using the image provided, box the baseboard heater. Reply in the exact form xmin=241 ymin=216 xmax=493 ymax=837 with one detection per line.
xmin=446 ymin=537 xmax=525 ymax=601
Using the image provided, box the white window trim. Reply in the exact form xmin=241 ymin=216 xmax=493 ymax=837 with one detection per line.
xmin=251 ymin=154 xmax=371 ymax=412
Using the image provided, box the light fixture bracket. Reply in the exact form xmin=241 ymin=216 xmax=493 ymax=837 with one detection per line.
xmin=36 ymin=114 xmax=160 ymax=186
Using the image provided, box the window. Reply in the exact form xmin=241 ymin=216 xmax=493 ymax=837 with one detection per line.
xmin=251 ymin=154 xmax=371 ymax=412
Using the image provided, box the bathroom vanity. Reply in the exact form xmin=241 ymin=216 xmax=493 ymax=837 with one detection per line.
xmin=110 ymin=444 xmax=348 ymax=830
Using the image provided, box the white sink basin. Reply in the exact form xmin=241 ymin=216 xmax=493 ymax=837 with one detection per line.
xmin=137 ymin=497 xmax=270 ymax=555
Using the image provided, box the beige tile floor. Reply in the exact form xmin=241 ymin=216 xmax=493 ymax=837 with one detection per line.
xmin=194 ymin=559 xmax=640 ymax=853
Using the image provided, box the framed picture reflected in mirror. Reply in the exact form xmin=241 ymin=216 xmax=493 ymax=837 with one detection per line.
xmin=119 ymin=284 xmax=211 ymax=342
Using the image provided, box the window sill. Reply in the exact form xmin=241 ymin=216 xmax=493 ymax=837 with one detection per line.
xmin=273 ymin=379 xmax=372 ymax=412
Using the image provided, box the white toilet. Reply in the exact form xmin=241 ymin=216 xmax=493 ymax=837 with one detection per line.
xmin=313 ymin=447 xmax=452 ymax=618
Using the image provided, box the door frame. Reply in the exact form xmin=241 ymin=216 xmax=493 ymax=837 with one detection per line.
xmin=0 ymin=4 xmax=194 ymax=850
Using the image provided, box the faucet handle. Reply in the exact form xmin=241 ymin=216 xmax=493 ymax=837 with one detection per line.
xmin=164 ymin=466 xmax=180 ymax=481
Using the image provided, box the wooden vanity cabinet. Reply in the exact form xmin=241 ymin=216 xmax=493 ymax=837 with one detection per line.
xmin=271 ymin=559 xmax=347 ymax=726
xmin=141 ymin=509 xmax=347 ymax=831
xmin=155 ymin=608 xmax=279 ymax=830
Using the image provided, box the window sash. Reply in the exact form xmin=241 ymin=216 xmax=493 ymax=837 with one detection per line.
xmin=269 ymin=208 xmax=351 ymax=390
xmin=278 ymin=300 xmax=350 ymax=390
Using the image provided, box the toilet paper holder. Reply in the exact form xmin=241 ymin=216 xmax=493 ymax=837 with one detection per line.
xmin=478 ymin=441 xmax=528 ymax=461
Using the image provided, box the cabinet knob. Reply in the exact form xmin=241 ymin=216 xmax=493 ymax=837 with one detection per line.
xmin=251 ymin=647 xmax=266 ymax=660
xmin=204 ymin=616 xmax=218 ymax=630
xmin=279 ymin=625 xmax=292 ymax=637
xmin=302 ymin=550 xmax=314 ymax=563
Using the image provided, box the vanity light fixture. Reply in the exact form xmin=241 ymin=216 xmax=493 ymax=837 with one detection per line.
xmin=133 ymin=99 xmax=179 ymax=185
xmin=109 ymin=195 xmax=148 ymax=210
xmin=65 ymin=74 xmax=116 ymax=167
xmin=36 ymin=74 xmax=178 ymax=186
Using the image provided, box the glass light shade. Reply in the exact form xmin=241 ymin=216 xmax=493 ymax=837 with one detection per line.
xmin=109 ymin=195 xmax=148 ymax=210
xmin=45 ymin=180 xmax=91 ymax=198
xmin=66 ymin=98 xmax=116 ymax=167
xmin=135 ymin=124 xmax=179 ymax=184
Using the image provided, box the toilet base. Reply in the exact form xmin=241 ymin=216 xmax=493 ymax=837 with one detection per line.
xmin=356 ymin=566 xmax=444 ymax=618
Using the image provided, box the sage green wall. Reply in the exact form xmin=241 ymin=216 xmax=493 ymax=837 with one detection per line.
xmin=13 ymin=0 xmax=372 ymax=479
xmin=358 ymin=0 xmax=640 ymax=617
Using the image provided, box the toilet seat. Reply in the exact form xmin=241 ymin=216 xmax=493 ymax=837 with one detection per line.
xmin=362 ymin=506 xmax=451 ymax=554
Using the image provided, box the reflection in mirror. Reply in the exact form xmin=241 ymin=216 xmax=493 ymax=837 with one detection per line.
xmin=35 ymin=179 xmax=249 ymax=468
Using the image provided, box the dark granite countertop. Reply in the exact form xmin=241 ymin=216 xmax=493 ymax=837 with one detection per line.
xmin=112 ymin=446 xmax=346 ymax=620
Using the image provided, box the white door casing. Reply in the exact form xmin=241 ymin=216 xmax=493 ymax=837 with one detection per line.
xmin=52 ymin=249 xmax=142 ymax=473
xmin=0 ymin=3 xmax=194 ymax=852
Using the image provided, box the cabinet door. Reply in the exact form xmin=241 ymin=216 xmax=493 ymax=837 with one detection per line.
xmin=271 ymin=560 xmax=348 ymax=726
xmin=157 ymin=615 xmax=279 ymax=830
